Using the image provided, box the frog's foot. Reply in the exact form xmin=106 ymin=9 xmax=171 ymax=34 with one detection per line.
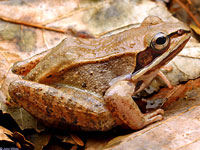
xmin=143 ymin=109 xmax=164 ymax=126
xmin=105 ymin=80 xmax=164 ymax=130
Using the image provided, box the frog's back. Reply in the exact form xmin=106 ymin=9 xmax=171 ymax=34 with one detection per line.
xmin=24 ymin=30 xmax=143 ymax=95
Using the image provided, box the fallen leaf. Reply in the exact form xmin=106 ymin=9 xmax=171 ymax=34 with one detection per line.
xmin=70 ymin=134 xmax=84 ymax=146
xmin=26 ymin=132 xmax=51 ymax=150
xmin=12 ymin=131 xmax=34 ymax=150
xmin=0 ymin=126 xmax=13 ymax=142
xmin=104 ymin=104 xmax=200 ymax=150
xmin=190 ymin=24 xmax=200 ymax=35
xmin=0 ymin=126 xmax=21 ymax=149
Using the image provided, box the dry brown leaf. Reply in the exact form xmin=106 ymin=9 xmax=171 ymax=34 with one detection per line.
xmin=85 ymin=138 xmax=109 ymax=150
xmin=56 ymin=133 xmax=84 ymax=146
xmin=143 ymin=77 xmax=200 ymax=110
xmin=104 ymin=105 xmax=200 ymax=150
xmin=13 ymin=131 xmax=34 ymax=150
xmin=0 ymin=126 xmax=21 ymax=149
xmin=70 ymin=144 xmax=78 ymax=150
xmin=190 ymin=24 xmax=200 ymax=35
xmin=0 ymin=46 xmax=21 ymax=101
xmin=0 ymin=125 xmax=13 ymax=142
xmin=57 ymin=135 xmax=76 ymax=145
xmin=25 ymin=132 xmax=51 ymax=150
xmin=70 ymin=134 xmax=84 ymax=146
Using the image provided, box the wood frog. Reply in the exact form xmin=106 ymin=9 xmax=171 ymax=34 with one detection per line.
xmin=9 ymin=16 xmax=191 ymax=131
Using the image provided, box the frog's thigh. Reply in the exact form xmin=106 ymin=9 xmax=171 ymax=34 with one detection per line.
xmin=104 ymin=80 xmax=164 ymax=130
xmin=9 ymin=80 xmax=116 ymax=131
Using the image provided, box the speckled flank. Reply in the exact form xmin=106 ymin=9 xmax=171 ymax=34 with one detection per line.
xmin=39 ymin=54 xmax=136 ymax=96
xmin=9 ymin=80 xmax=118 ymax=131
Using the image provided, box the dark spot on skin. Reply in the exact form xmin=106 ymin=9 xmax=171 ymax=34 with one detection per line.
xmin=110 ymin=107 xmax=115 ymax=113
xmin=135 ymin=80 xmax=143 ymax=92
xmin=89 ymin=119 xmax=96 ymax=126
xmin=61 ymin=117 xmax=66 ymax=122
xmin=46 ymin=75 xmax=52 ymax=78
xmin=46 ymin=107 xmax=53 ymax=116
xmin=59 ymin=69 xmax=64 ymax=73
xmin=82 ymin=83 xmax=87 ymax=88
xmin=95 ymin=104 xmax=100 ymax=107
xmin=73 ymin=119 xmax=78 ymax=125
xmin=61 ymin=76 xmax=65 ymax=81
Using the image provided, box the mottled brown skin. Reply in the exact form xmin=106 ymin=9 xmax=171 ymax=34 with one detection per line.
xmin=9 ymin=16 xmax=191 ymax=131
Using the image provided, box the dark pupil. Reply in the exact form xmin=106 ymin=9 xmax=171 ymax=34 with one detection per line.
xmin=156 ymin=36 xmax=166 ymax=45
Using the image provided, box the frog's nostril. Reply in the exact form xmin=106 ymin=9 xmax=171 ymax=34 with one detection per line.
xmin=177 ymin=29 xmax=184 ymax=35
xmin=178 ymin=29 xmax=183 ymax=35
xmin=177 ymin=29 xmax=191 ymax=36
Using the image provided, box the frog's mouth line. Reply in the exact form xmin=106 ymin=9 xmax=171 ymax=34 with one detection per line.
xmin=131 ymin=30 xmax=191 ymax=81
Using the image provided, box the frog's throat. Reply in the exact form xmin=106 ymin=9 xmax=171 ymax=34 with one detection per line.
xmin=131 ymin=31 xmax=191 ymax=81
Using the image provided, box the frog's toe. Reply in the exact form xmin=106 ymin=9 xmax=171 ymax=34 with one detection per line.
xmin=144 ymin=114 xmax=163 ymax=126
xmin=146 ymin=109 xmax=164 ymax=117
xmin=154 ymin=108 xmax=164 ymax=115
xmin=143 ymin=109 xmax=164 ymax=126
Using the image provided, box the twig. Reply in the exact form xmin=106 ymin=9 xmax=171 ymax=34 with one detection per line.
xmin=174 ymin=0 xmax=200 ymax=28
xmin=186 ymin=0 xmax=192 ymax=5
xmin=0 ymin=15 xmax=66 ymax=34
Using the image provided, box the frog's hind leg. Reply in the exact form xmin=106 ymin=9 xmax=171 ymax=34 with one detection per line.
xmin=8 ymin=80 xmax=116 ymax=131
xmin=12 ymin=50 xmax=49 ymax=76
xmin=104 ymin=80 xmax=164 ymax=130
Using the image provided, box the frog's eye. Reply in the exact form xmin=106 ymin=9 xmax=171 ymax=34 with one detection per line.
xmin=151 ymin=32 xmax=169 ymax=51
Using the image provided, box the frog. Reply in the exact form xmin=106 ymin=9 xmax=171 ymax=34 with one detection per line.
xmin=8 ymin=16 xmax=191 ymax=131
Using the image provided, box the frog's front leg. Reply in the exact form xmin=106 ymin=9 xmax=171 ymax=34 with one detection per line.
xmin=104 ymin=80 xmax=164 ymax=130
